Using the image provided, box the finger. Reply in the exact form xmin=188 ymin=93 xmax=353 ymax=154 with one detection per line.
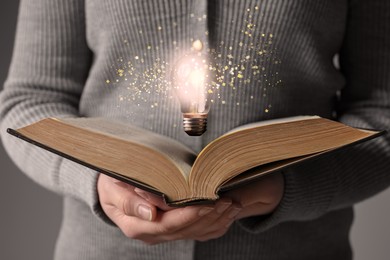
xmin=134 ymin=188 xmax=173 ymax=211
xmin=154 ymin=199 xmax=239 ymax=242
xmin=225 ymin=173 xmax=284 ymax=207
xmin=116 ymin=200 xmax=240 ymax=244
xmin=234 ymin=202 xmax=276 ymax=220
xmin=173 ymin=200 xmax=242 ymax=241
xmin=118 ymin=204 xmax=215 ymax=244
xmin=98 ymin=174 xmax=157 ymax=221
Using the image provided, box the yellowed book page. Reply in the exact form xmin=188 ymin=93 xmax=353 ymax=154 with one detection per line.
xmin=59 ymin=117 xmax=195 ymax=181
xmin=189 ymin=116 xmax=375 ymax=198
xmin=227 ymin=115 xmax=319 ymax=134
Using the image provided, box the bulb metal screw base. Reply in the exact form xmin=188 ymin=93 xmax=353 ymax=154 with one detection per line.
xmin=183 ymin=113 xmax=208 ymax=136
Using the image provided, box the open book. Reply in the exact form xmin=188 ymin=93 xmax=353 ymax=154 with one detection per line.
xmin=7 ymin=116 xmax=383 ymax=206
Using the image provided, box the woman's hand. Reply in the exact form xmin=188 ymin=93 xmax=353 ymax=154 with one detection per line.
xmin=223 ymin=172 xmax=284 ymax=220
xmin=97 ymin=172 xmax=283 ymax=244
xmin=97 ymin=174 xmax=242 ymax=244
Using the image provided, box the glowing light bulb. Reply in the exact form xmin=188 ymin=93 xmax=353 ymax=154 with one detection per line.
xmin=172 ymin=40 xmax=212 ymax=136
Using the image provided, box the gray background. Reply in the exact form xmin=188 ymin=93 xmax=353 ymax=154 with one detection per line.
xmin=0 ymin=1 xmax=389 ymax=259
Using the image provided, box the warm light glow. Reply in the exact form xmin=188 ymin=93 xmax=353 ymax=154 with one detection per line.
xmin=172 ymin=53 xmax=210 ymax=115
xmin=171 ymin=43 xmax=213 ymax=136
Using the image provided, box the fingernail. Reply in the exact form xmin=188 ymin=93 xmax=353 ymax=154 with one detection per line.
xmin=137 ymin=204 xmax=152 ymax=221
xmin=228 ymin=207 xmax=242 ymax=219
xmin=198 ymin=207 xmax=214 ymax=216
xmin=216 ymin=202 xmax=231 ymax=214
xmin=134 ymin=188 xmax=150 ymax=201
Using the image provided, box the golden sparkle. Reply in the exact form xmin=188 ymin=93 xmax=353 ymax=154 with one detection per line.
xmin=106 ymin=6 xmax=281 ymax=115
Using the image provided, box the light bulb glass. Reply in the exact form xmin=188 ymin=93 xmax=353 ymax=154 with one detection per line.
xmin=172 ymin=46 xmax=212 ymax=136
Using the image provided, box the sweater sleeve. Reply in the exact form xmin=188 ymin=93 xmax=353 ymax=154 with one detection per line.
xmin=0 ymin=0 xmax=107 ymax=221
xmin=239 ymin=0 xmax=390 ymax=232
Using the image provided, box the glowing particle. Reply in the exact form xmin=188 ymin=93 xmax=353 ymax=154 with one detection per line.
xmin=158 ymin=26 xmax=162 ymax=31
xmin=105 ymin=80 xmax=110 ymax=84
xmin=207 ymin=89 xmax=213 ymax=94
xmin=222 ymin=100 xmax=226 ymax=104
xmin=265 ymin=109 xmax=269 ymax=113
xmin=236 ymin=102 xmax=240 ymax=106
xmin=237 ymin=74 xmax=244 ymax=79
xmin=147 ymin=45 xmax=152 ymax=50
xmin=247 ymin=8 xmax=250 ymax=12
xmin=270 ymin=34 xmax=273 ymax=38
xmin=227 ymin=54 xmax=234 ymax=59
xmin=192 ymin=39 xmax=203 ymax=51
xmin=261 ymin=33 xmax=266 ymax=37
xmin=255 ymin=6 xmax=259 ymax=10
xmin=239 ymin=42 xmax=243 ymax=47
xmin=117 ymin=69 xmax=124 ymax=77
xmin=173 ymin=41 xmax=177 ymax=45
xmin=229 ymin=46 xmax=233 ymax=50
xmin=135 ymin=56 xmax=139 ymax=60
xmin=245 ymin=55 xmax=250 ymax=60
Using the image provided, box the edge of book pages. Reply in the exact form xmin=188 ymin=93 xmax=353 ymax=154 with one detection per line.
xmin=7 ymin=123 xmax=386 ymax=206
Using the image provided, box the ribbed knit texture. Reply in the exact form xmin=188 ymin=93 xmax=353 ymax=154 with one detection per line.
xmin=1 ymin=0 xmax=390 ymax=259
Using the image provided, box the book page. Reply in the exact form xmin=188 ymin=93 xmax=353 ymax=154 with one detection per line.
xmin=189 ymin=116 xmax=379 ymax=198
xmin=226 ymin=115 xmax=319 ymax=134
xmin=59 ymin=117 xmax=195 ymax=180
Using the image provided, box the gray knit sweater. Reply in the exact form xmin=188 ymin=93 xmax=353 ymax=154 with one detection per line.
xmin=1 ymin=0 xmax=390 ymax=259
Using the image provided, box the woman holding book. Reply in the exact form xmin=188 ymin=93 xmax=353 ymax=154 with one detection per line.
xmin=1 ymin=0 xmax=389 ymax=259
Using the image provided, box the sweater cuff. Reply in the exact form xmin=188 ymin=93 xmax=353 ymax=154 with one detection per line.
xmin=58 ymin=159 xmax=115 ymax=226
xmin=238 ymin=153 xmax=340 ymax=233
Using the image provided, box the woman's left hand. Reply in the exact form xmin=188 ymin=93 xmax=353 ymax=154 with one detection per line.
xmin=223 ymin=172 xmax=284 ymax=220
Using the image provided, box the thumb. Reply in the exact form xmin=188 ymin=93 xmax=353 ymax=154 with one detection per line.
xmin=121 ymin=192 xmax=157 ymax=221
xmin=134 ymin=188 xmax=174 ymax=211
xmin=98 ymin=174 xmax=157 ymax=221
